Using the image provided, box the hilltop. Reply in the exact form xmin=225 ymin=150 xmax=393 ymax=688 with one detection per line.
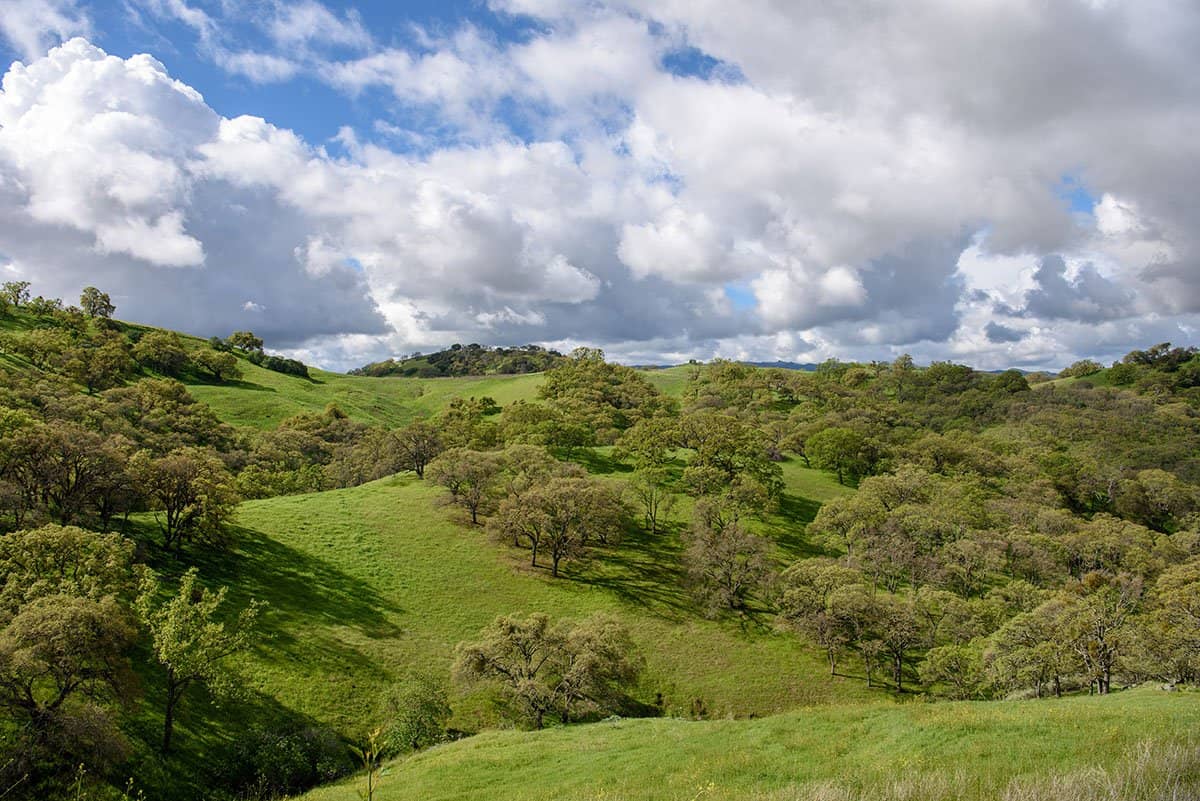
xmin=350 ymin=343 xmax=567 ymax=378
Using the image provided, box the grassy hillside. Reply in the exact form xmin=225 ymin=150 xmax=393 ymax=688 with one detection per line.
xmin=300 ymin=688 xmax=1200 ymax=801
xmin=1 ymin=308 xmax=691 ymax=430
xmin=166 ymin=460 xmax=860 ymax=744
xmin=638 ymin=364 xmax=694 ymax=397
xmin=186 ymin=365 xmax=547 ymax=429
xmin=185 ymin=360 xmax=690 ymax=429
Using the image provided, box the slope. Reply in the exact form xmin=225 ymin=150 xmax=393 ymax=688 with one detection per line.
xmin=165 ymin=460 xmax=862 ymax=749
xmin=300 ymin=688 xmax=1200 ymax=801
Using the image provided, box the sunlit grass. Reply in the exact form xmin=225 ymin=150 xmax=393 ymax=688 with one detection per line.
xmin=299 ymin=688 xmax=1200 ymax=801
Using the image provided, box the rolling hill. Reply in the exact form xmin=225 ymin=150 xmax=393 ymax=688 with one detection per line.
xmin=7 ymin=304 xmax=1200 ymax=801
xmin=298 ymin=688 xmax=1200 ymax=801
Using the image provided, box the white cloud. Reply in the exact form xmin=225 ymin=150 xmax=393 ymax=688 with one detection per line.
xmin=217 ymin=51 xmax=300 ymax=84
xmin=618 ymin=207 xmax=723 ymax=282
xmin=0 ymin=40 xmax=210 ymax=266
xmin=266 ymin=0 xmax=370 ymax=50
xmin=6 ymin=0 xmax=1200 ymax=370
xmin=0 ymin=0 xmax=90 ymax=61
xmin=0 ymin=39 xmax=387 ymax=348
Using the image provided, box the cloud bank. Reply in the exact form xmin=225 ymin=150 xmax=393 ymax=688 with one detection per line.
xmin=0 ymin=0 xmax=1198 ymax=371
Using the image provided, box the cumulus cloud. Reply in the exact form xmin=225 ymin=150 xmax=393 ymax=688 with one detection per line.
xmin=1018 ymin=255 xmax=1135 ymax=323
xmin=5 ymin=0 xmax=1200 ymax=370
xmin=0 ymin=39 xmax=387 ymax=345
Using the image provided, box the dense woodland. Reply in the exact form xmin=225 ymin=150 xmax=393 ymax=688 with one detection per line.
xmin=3 ymin=281 xmax=1200 ymax=799
xmin=350 ymin=344 xmax=565 ymax=378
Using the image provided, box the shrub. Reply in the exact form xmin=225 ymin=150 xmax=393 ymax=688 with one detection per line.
xmin=220 ymin=724 xmax=350 ymax=800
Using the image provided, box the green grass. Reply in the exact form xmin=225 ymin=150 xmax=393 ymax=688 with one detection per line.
xmin=299 ymin=688 xmax=1200 ymax=801
xmin=185 ymin=364 xmax=547 ymax=429
xmin=2 ymin=309 xmax=692 ymax=430
xmin=121 ymin=450 xmax=860 ymax=799
xmin=185 ymin=465 xmax=870 ymax=736
xmin=639 ymin=365 xmax=694 ymax=397
xmin=186 ymin=362 xmax=692 ymax=430
xmin=1042 ymin=369 xmax=1116 ymax=389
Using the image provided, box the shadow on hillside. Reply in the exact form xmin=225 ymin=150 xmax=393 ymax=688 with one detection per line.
xmin=565 ymin=448 xmax=635 ymax=475
xmin=573 ymin=522 xmax=693 ymax=619
xmin=183 ymin=374 xmax=277 ymax=392
xmin=125 ymin=649 xmax=356 ymax=801
xmin=767 ymin=494 xmax=825 ymax=561
xmin=141 ymin=523 xmax=404 ymax=678
xmin=228 ymin=525 xmax=404 ymax=639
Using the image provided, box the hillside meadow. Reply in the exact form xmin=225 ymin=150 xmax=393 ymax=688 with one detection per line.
xmin=184 ymin=350 xmax=693 ymax=429
xmin=299 ymin=688 xmax=1200 ymax=801
xmin=164 ymin=459 xmax=861 ymax=739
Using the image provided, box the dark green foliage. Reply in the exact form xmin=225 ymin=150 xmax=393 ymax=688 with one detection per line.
xmin=133 ymin=330 xmax=189 ymax=375
xmin=192 ymin=348 xmax=241 ymax=382
xmin=538 ymin=348 xmax=674 ymax=443
xmin=1 ymin=281 xmax=31 ymax=308
xmin=226 ymin=331 xmax=264 ymax=353
xmin=376 ymin=675 xmax=452 ymax=755
xmin=246 ymin=349 xmax=309 ymax=377
xmin=352 ymin=343 xmax=565 ymax=377
xmin=221 ymin=724 xmax=351 ymax=800
xmin=0 ymin=525 xmax=141 ymax=795
xmin=79 ymin=287 xmax=115 ymax=319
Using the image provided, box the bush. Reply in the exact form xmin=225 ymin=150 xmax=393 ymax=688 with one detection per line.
xmin=376 ymin=675 xmax=452 ymax=756
xmin=220 ymin=724 xmax=350 ymax=800
xmin=246 ymin=351 xmax=309 ymax=378
xmin=1108 ymin=362 xmax=1139 ymax=385
xmin=1060 ymin=359 xmax=1102 ymax=379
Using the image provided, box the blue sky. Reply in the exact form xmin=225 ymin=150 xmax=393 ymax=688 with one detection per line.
xmin=0 ymin=0 xmax=1197 ymax=371
xmin=16 ymin=1 xmax=533 ymax=143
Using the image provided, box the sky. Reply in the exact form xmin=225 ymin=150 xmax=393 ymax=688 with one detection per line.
xmin=0 ymin=0 xmax=1198 ymax=372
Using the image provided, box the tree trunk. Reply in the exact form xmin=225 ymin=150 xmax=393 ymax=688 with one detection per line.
xmin=531 ymin=540 xmax=539 ymax=567
xmin=162 ymin=673 xmax=185 ymax=754
xmin=552 ymin=554 xmax=561 ymax=577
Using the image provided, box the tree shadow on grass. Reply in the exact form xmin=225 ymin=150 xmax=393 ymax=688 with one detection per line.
xmin=125 ymin=660 xmax=356 ymax=801
xmin=134 ymin=521 xmax=405 ymax=679
xmin=764 ymin=493 xmax=826 ymax=562
xmin=566 ymin=448 xmax=635 ymax=475
xmin=183 ymin=374 xmax=278 ymax=392
xmin=571 ymin=522 xmax=694 ymax=620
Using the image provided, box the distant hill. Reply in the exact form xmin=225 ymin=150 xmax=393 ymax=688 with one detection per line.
xmin=351 ymin=343 xmax=566 ymax=378
xmin=744 ymin=360 xmax=820 ymax=370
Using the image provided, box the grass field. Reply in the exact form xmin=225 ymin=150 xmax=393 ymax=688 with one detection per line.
xmin=162 ymin=457 xmax=864 ymax=739
xmin=299 ymin=688 xmax=1200 ymax=801
xmin=185 ymin=359 xmax=693 ymax=429
xmin=120 ymin=454 xmax=867 ymax=798
xmin=185 ymin=363 xmax=548 ymax=429
xmin=15 ymin=309 xmax=1194 ymax=801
